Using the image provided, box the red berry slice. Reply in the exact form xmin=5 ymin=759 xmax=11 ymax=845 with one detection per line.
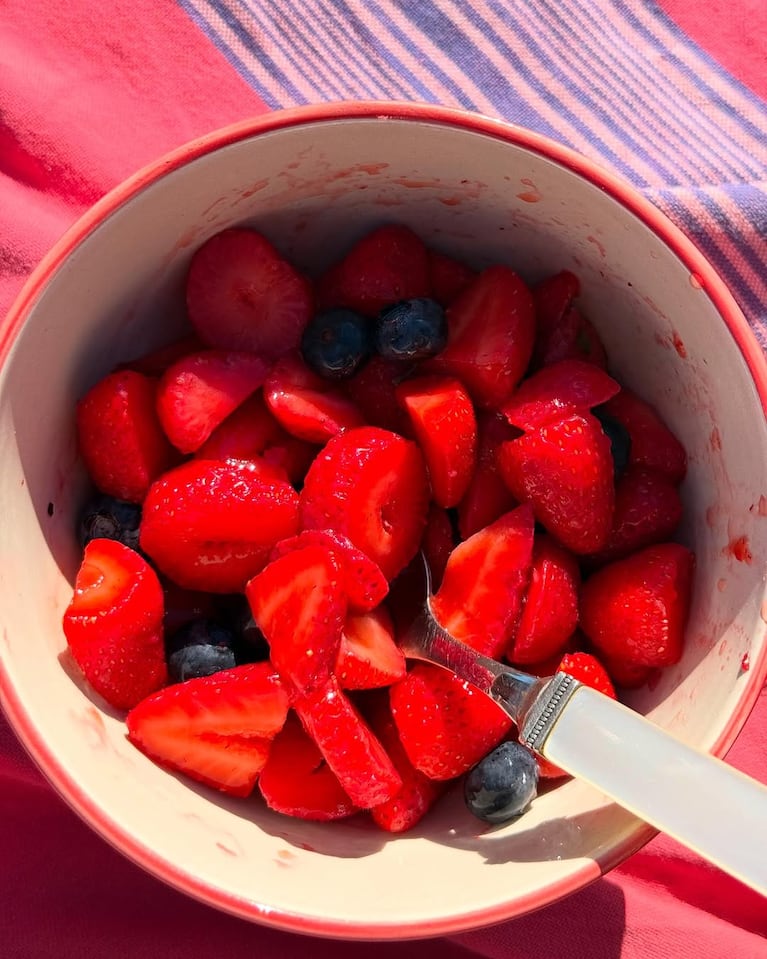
xmin=395 ymin=374 xmax=477 ymax=509
xmin=126 ymin=662 xmax=291 ymax=797
xmin=299 ymin=427 xmax=430 ymax=581
xmin=194 ymin=391 xmax=284 ymax=461
xmin=335 ymin=606 xmax=406 ymax=690
xmin=420 ymin=505 xmax=455 ymax=591
xmin=390 ymin=663 xmax=512 ymax=781
xmin=294 ymin=676 xmax=402 ymax=807
xmin=457 ymin=410 xmax=520 ymax=539
xmin=258 ymin=714 xmax=358 ymax=821
xmin=119 ymin=333 xmax=205 ymax=377
xmin=344 ymin=354 xmax=413 ymax=435
xmin=580 ymin=542 xmax=694 ymax=668
xmin=76 ymin=370 xmax=178 ymax=503
xmin=559 ymin=651 xmax=617 ymax=699
xmin=246 ymin=544 xmax=346 ymax=694
xmin=260 ymin=434 xmax=319 ymax=486
xmin=498 ymin=412 xmax=615 ymax=555
xmin=427 ymin=265 xmax=536 ymax=409
xmin=186 ymin=228 xmax=313 ymax=360
xmin=601 ymin=389 xmax=687 ymax=484
xmin=140 ymin=459 xmax=300 ymax=593
xmin=532 ymin=270 xmax=580 ymax=333
xmin=263 ymin=351 xmax=365 ymax=444
xmin=63 ymin=539 xmax=167 ymax=711
xmin=427 ymin=249 xmax=476 ymax=307
xmin=536 ymin=308 xmax=608 ymax=369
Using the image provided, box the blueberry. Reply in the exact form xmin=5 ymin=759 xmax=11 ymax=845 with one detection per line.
xmin=374 ymin=298 xmax=446 ymax=362
xmin=464 ymin=741 xmax=539 ymax=824
xmin=594 ymin=407 xmax=632 ymax=479
xmin=213 ymin=593 xmax=270 ymax=663
xmin=79 ymin=493 xmax=142 ymax=551
xmin=301 ymin=308 xmax=373 ymax=380
xmin=166 ymin=618 xmax=237 ymax=683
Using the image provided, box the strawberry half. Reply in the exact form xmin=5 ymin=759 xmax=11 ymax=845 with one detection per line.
xmin=536 ymin=307 xmax=608 ymax=370
xmin=76 ymin=370 xmax=178 ymax=503
xmin=498 ymin=412 xmax=615 ymax=555
xmin=139 ymin=459 xmax=300 ymax=593
xmin=532 ymin=270 xmax=580 ymax=333
xmin=427 ymin=265 xmax=536 ymax=409
xmin=156 ymin=350 xmax=269 ymax=454
xmin=194 ymin=391 xmax=284 ymax=461
xmin=580 ymin=542 xmax=694 ymax=668
xmin=299 ymin=427 xmax=430 ymax=581
xmin=344 ymin=354 xmax=413 ymax=435
xmin=185 ymin=227 xmax=314 ymax=360
xmin=126 ymin=662 xmax=291 ymax=797
xmin=429 ymin=504 xmax=535 ymax=658
xmin=335 ymin=606 xmax=406 ymax=690
xmin=395 ymin=374 xmax=477 ymax=509
xmin=600 ymin=389 xmax=687 ymax=484
xmin=427 ymin=249 xmax=476 ymax=307
xmin=258 ymin=713 xmax=358 ymax=821
xmin=63 ymin=539 xmax=167 ymax=711
xmin=457 ymin=410 xmax=519 ymax=539
xmin=559 ymin=651 xmax=617 ymax=699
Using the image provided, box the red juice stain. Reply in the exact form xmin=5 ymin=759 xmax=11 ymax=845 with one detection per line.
xmin=740 ymin=653 xmax=750 ymax=672
xmin=671 ymin=331 xmax=687 ymax=358
xmin=689 ymin=273 xmax=703 ymax=289
xmin=216 ymin=842 xmax=238 ymax=857
xmin=586 ymin=235 xmax=606 ymax=258
xmin=241 ymin=178 xmax=269 ymax=198
xmin=439 ymin=196 xmax=461 ymax=206
xmin=516 ymin=177 xmax=542 ymax=203
xmin=710 ymin=427 xmax=722 ymax=452
xmin=717 ymin=578 xmax=728 ymax=592
xmin=724 ymin=535 xmax=753 ymax=563
xmin=705 ymin=505 xmax=717 ymax=527
xmin=758 ymin=495 xmax=767 ymax=517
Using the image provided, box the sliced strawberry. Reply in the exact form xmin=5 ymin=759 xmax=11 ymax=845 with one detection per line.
xmin=502 ymin=359 xmax=620 ymax=431
xmin=580 ymin=542 xmax=695 ymax=668
xmin=185 ymin=228 xmax=313 ymax=360
xmin=258 ymin=713 xmax=358 ymax=821
xmin=62 ymin=539 xmax=166 ymax=711
xmin=344 ymin=354 xmax=413 ymax=435
xmin=294 ymin=675 xmax=402 ymax=807
xmin=427 ymin=265 xmax=536 ymax=409
xmin=335 ymin=606 xmax=405 ymax=689
xmin=76 ymin=370 xmax=178 ymax=503
xmin=498 ymin=412 xmax=615 ymax=555
xmin=126 ymin=662 xmax=291 ymax=797
xmin=299 ymin=427 xmax=430 ymax=581
xmin=395 ymin=374 xmax=477 ymax=509
xmin=558 ymin=651 xmax=617 ymax=699
xmin=246 ymin=545 xmax=346 ymax=694
xmin=538 ymin=308 xmax=608 ymax=369
xmin=260 ymin=434 xmax=320 ymax=486
xmin=427 ymin=249 xmax=477 ymax=307
xmin=457 ymin=410 xmax=519 ymax=539
xmin=430 ymin=504 xmax=535 ymax=659
xmin=508 ymin=534 xmax=580 ymax=665
xmin=390 ymin=663 xmax=512 ymax=780
xmin=532 ymin=270 xmax=580 ymax=333
xmin=364 ymin=692 xmax=445 ymax=833
xmin=600 ymin=389 xmax=687 ymax=484
xmin=315 ymin=224 xmax=431 ymax=316
xmin=601 ymin=657 xmax=657 ymax=690
xmin=421 ymin=505 xmax=455 ymax=591
xmin=263 ymin=351 xmax=365 ymax=444
xmin=269 ymin=528 xmax=388 ymax=614
xmin=119 ymin=333 xmax=205 ymax=376
xmin=139 ymin=459 xmax=300 ymax=593
xmin=194 ymin=390 xmax=283 ymax=461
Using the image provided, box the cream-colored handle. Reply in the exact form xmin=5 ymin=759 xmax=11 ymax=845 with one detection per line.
xmin=540 ymin=685 xmax=767 ymax=896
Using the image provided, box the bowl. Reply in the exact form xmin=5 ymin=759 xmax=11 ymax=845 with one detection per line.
xmin=1 ymin=102 xmax=766 ymax=940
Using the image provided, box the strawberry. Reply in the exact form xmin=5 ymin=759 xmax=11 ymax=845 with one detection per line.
xmin=126 ymin=662 xmax=291 ymax=797
xmin=315 ymin=224 xmax=431 ymax=316
xmin=76 ymin=370 xmax=178 ymax=503
xmin=194 ymin=391 xmax=283 ymax=461
xmin=532 ymin=270 xmax=580 ymax=332
xmin=427 ymin=265 xmax=536 ymax=409
xmin=119 ymin=333 xmax=205 ymax=377
xmin=299 ymin=427 xmax=430 ymax=582
xmin=139 ymin=459 xmax=300 ymax=593
xmin=601 ymin=657 xmax=656 ymax=690
xmin=498 ymin=412 xmax=615 ymax=555
xmin=258 ymin=713 xmax=358 ymax=821
xmin=156 ymin=350 xmax=269 ymax=454
xmin=269 ymin=528 xmax=388 ymax=614
xmin=536 ymin=307 xmax=608 ymax=369
xmin=558 ymin=651 xmax=617 ymax=699
xmin=427 ymin=249 xmax=476 ymax=307
xmin=395 ymin=374 xmax=477 ymax=509
xmin=263 ymin=351 xmax=365 ymax=444
xmin=335 ymin=606 xmax=406 ymax=689
xmin=62 ymin=539 xmax=167 ymax=711
xmin=457 ymin=410 xmax=519 ymax=539
xmin=429 ymin=504 xmax=535 ymax=658
xmin=508 ymin=534 xmax=580 ymax=665
xmin=260 ymin=434 xmax=319 ymax=486
xmin=294 ymin=675 xmax=402 ymax=807
xmin=600 ymin=389 xmax=687 ymax=484
xmin=580 ymin=542 xmax=694 ymax=667
xmin=185 ymin=227 xmax=313 ymax=360
xmin=501 ymin=359 xmax=620 ymax=431
xmin=390 ymin=663 xmax=512 ymax=780
xmin=246 ymin=545 xmax=346 ymax=694
xmin=421 ymin=505 xmax=455 ymax=591
xmin=344 ymin=354 xmax=413 ymax=435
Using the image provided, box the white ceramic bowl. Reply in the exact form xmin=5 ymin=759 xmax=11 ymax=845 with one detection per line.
xmin=1 ymin=103 xmax=766 ymax=939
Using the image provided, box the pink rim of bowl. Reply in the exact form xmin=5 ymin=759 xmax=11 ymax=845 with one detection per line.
xmin=1 ymin=101 xmax=766 ymax=940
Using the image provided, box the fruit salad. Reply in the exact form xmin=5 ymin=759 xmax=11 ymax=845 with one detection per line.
xmin=62 ymin=222 xmax=694 ymax=832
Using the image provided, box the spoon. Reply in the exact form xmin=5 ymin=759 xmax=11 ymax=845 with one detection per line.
xmin=398 ymin=555 xmax=767 ymax=896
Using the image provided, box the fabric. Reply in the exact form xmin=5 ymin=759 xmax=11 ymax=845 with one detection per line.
xmin=1 ymin=1 xmax=766 ymax=956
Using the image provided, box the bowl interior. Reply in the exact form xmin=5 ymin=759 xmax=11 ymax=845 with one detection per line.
xmin=1 ymin=109 xmax=766 ymax=939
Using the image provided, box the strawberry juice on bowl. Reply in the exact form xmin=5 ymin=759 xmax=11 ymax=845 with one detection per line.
xmin=1 ymin=102 xmax=766 ymax=940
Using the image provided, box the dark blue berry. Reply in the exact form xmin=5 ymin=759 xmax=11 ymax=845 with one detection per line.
xmin=594 ymin=407 xmax=632 ymax=479
xmin=166 ymin=619 xmax=237 ymax=683
xmin=79 ymin=493 xmax=142 ymax=551
xmin=464 ymin=741 xmax=539 ymax=824
xmin=213 ymin=593 xmax=270 ymax=663
xmin=301 ymin=308 xmax=373 ymax=380
xmin=374 ymin=298 xmax=446 ymax=362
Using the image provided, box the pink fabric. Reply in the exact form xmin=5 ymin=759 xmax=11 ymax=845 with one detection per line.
xmin=1 ymin=1 xmax=766 ymax=956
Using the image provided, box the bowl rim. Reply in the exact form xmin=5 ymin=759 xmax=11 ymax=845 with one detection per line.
xmin=1 ymin=99 xmax=766 ymax=940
